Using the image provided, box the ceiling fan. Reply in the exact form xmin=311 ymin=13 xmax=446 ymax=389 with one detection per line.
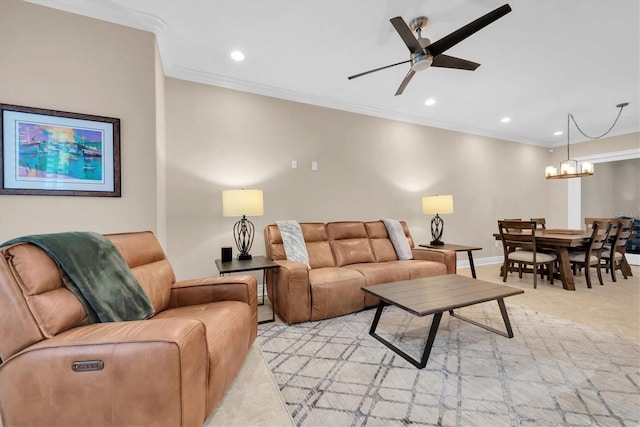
xmin=348 ymin=4 xmax=512 ymax=96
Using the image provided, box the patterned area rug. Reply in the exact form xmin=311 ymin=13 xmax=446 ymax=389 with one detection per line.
xmin=257 ymin=302 xmax=640 ymax=426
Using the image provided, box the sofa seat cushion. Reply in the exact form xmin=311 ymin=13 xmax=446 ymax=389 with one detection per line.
xmin=344 ymin=262 xmax=411 ymax=285
xmin=397 ymin=260 xmax=448 ymax=279
xmin=308 ymin=267 xmax=365 ymax=321
xmin=345 ymin=262 xmax=412 ymax=308
xmin=153 ymin=300 xmax=252 ymax=413
xmin=352 ymin=260 xmax=448 ymax=307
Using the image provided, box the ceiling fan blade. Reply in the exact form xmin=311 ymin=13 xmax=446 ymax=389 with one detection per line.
xmin=395 ymin=69 xmax=416 ymax=96
xmin=427 ymin=4 xmax=512 ymax=57
xmin=432 ymin=54 xmax=480 ymax=70
xmin=390 ymin=17 xmax=424 ymax=54
xmin=348 ymin=59 xmax=412 ymax=80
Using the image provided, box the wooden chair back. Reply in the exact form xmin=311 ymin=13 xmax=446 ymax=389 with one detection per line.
xmin=498 ymin=220 xmax=537 ymax=253
xmin=611 ymin=219 xmax=634 ymax=253
xmin=588 ymin=220 xmax=613 ymax=256
xmin=585 ymin=217 xmax=619 ymax=229
xmin=530 ymin=218 xmax=546 ymax=229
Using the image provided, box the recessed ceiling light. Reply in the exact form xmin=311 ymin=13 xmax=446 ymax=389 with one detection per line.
xmin=553 ymin=131 xmax=563 ymax=136
xmin=230 ymin=50 xmax=245 ymax=61
xmin=500 ymin=117 xmax=511 ymax=123
xmin=424 ymin=98 xmax=436 ymax=106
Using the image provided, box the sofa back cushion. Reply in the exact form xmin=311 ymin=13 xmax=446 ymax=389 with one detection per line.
xmin=326 ymin=222 xmax=376 ymax=266
xmin=264 ymin=223 xmax=335 ymax=268
xmin=301 ymin=223 xmax=335 ymax=268
xmin=0 ymin=242 xmax=89 ymax=351
xmin=365 ymin=221 xmax=416 ymax=262
xmin=365 ymin=221 xmax=398 ymax=262
xmin=106 ymin=231 xmax=175 ymax=314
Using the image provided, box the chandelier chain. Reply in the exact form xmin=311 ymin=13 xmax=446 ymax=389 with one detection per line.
xmin=567 ymin=103 xmax=626 ymax=142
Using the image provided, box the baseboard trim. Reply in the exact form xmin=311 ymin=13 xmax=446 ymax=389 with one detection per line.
xmin=457 ymin=256 xmax=503 ymax=270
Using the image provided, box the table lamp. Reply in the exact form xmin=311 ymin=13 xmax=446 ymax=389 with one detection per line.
xmin=422 ymin=195 xmax=454 ymax=246
xmin=222 ymin=189 xmax=264 ymax=260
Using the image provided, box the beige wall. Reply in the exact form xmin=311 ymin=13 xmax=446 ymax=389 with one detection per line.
xmin=582 ymin=158 xmax=640 ymax=219
xmin=165 ymin=79 xmax=552 ymax=278
xmin=0 ymin=0 xmax=159 ymax=242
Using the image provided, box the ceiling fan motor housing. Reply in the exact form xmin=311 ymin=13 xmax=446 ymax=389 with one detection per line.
xmin=412 ymin=38 xmax=433 ymax=71
xmin=411 ymin=52 xmax=433 ymax=71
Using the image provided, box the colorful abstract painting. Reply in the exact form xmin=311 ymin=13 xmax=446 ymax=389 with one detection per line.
xmin=18 ymin=122 xmax=104 ymax=181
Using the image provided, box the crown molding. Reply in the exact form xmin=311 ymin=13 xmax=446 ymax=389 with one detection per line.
xmin=166 ymin=64 xmax=547 ymax=147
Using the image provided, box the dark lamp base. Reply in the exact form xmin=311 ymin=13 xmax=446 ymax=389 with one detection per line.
xmin=238 ymin=253 xmax=252 ymax=260
xmin=430 ymin=240 xmax=445 ymax=246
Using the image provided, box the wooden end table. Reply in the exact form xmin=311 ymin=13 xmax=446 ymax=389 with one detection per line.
xmin=214 ymin=256 xmax=279 ymax=324
xmin=362 ymin=274 xmax=524 ymax=369
xmin=419 ymin=243 xmax=482 ymax=278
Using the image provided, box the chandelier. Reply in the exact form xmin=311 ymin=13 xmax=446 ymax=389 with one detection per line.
xmin=545 ymin=102 xmax=628 ymax=179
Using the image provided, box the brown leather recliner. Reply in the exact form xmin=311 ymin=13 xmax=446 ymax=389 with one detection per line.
xmin=0 ymin=231 xmax=258 ymax=427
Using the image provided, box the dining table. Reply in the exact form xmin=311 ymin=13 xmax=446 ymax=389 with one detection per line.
xmin=494 ymin=228 xmax=591 ymax=291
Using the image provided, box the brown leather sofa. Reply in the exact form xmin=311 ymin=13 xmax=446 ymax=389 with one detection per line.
xmin=264 ymin=221 xmax=456 ymax=325
xmin=0 ymin=231 xmax=257 ymax=427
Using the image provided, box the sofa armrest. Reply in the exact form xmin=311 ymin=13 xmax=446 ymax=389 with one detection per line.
xmin=266 ymin=260 xmax=311 ymax=325
xmin=412 ymin=248 xmax=457 ymax=274
xmin=0 ymin=319 xmax=208 ymax=427
xmin=169 ymin=275 xmax=258 ymax=315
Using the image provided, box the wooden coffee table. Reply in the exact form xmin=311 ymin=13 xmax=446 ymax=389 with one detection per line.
xmin=362 ymin=274 xmax=524 ymax=368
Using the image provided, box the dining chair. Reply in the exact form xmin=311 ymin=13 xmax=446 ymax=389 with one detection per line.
xmin=498 ymin=220 xmax=557 ymax=289
xmin=601 ymin=218 xmax=634 ymax=282
xmin=568 ymin=220 xmax=612 ymax=288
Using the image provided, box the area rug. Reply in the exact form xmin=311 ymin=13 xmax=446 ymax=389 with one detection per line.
xmin=257 ymin=302 xmax=640 ymax=427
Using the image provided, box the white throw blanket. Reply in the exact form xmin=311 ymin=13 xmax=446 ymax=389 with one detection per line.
xmin=381 ymin=219 xmax=413 ymax=260
xmin=276 ymin=220 xmax=310 ymax=269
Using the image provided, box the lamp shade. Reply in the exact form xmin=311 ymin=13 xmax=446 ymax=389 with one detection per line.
xmin=422 ymin=195 xmax=454 ymax=215
xmin=222 ymin=189 xmax=264 ymax=217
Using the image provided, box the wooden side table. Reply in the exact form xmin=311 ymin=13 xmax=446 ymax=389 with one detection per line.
xmin=419 ymin=243 xmax=482 ymax=279
xmin=214 ymin=256 xmax=279 ymax=324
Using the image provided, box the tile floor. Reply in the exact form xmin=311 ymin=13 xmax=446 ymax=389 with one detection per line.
xmin=205 ymin=263 xmax=640 ymax=426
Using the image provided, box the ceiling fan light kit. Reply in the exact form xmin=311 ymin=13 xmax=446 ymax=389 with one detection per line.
xmin=545 ymin=102 xmax=629 ymax=180
xmin=347 ymin=4 xmax=512 ymax=95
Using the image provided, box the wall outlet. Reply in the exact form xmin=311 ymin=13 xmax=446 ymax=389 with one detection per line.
xmin=291 ymin=160 xmax=297 ymax=169
xmin=312 ymin=161 xmax=318 ymax=171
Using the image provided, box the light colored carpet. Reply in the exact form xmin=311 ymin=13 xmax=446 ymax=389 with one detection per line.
xmin=257 ymin=301 xmax=640 ymax=426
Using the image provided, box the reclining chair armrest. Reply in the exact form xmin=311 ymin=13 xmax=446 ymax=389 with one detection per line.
xmin=412 ymin=248 xmax=457 ymax=274
xmin=169 ymin=275 xmax=258 ymax=315
xmin=0 ymin=319 xmax=208 ymax=427
xmin=266 ymin=260 xmax=311 ymax=325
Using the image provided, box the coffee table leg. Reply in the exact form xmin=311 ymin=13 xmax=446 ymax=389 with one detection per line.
xmin=467 ymin=250 xmax=477 ymax=279
xmin=369 ymin=301 xmax=443 ymax=369
xmin=497 ymin=298 xmax=514 ymax=338
xmin=449 ymin=298 xmax=514 ymax=338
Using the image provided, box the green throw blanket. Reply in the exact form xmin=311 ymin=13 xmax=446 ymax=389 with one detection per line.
xmin=3 ymin=232 xmax=155 ymax=323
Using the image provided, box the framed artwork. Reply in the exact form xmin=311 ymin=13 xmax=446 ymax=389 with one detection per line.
xmin=0 ymin=103 xmax=121 ymax=197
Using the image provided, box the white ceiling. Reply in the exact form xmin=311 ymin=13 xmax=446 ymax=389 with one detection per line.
xmin=26 ymin=0 xmax=640 ymax=147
